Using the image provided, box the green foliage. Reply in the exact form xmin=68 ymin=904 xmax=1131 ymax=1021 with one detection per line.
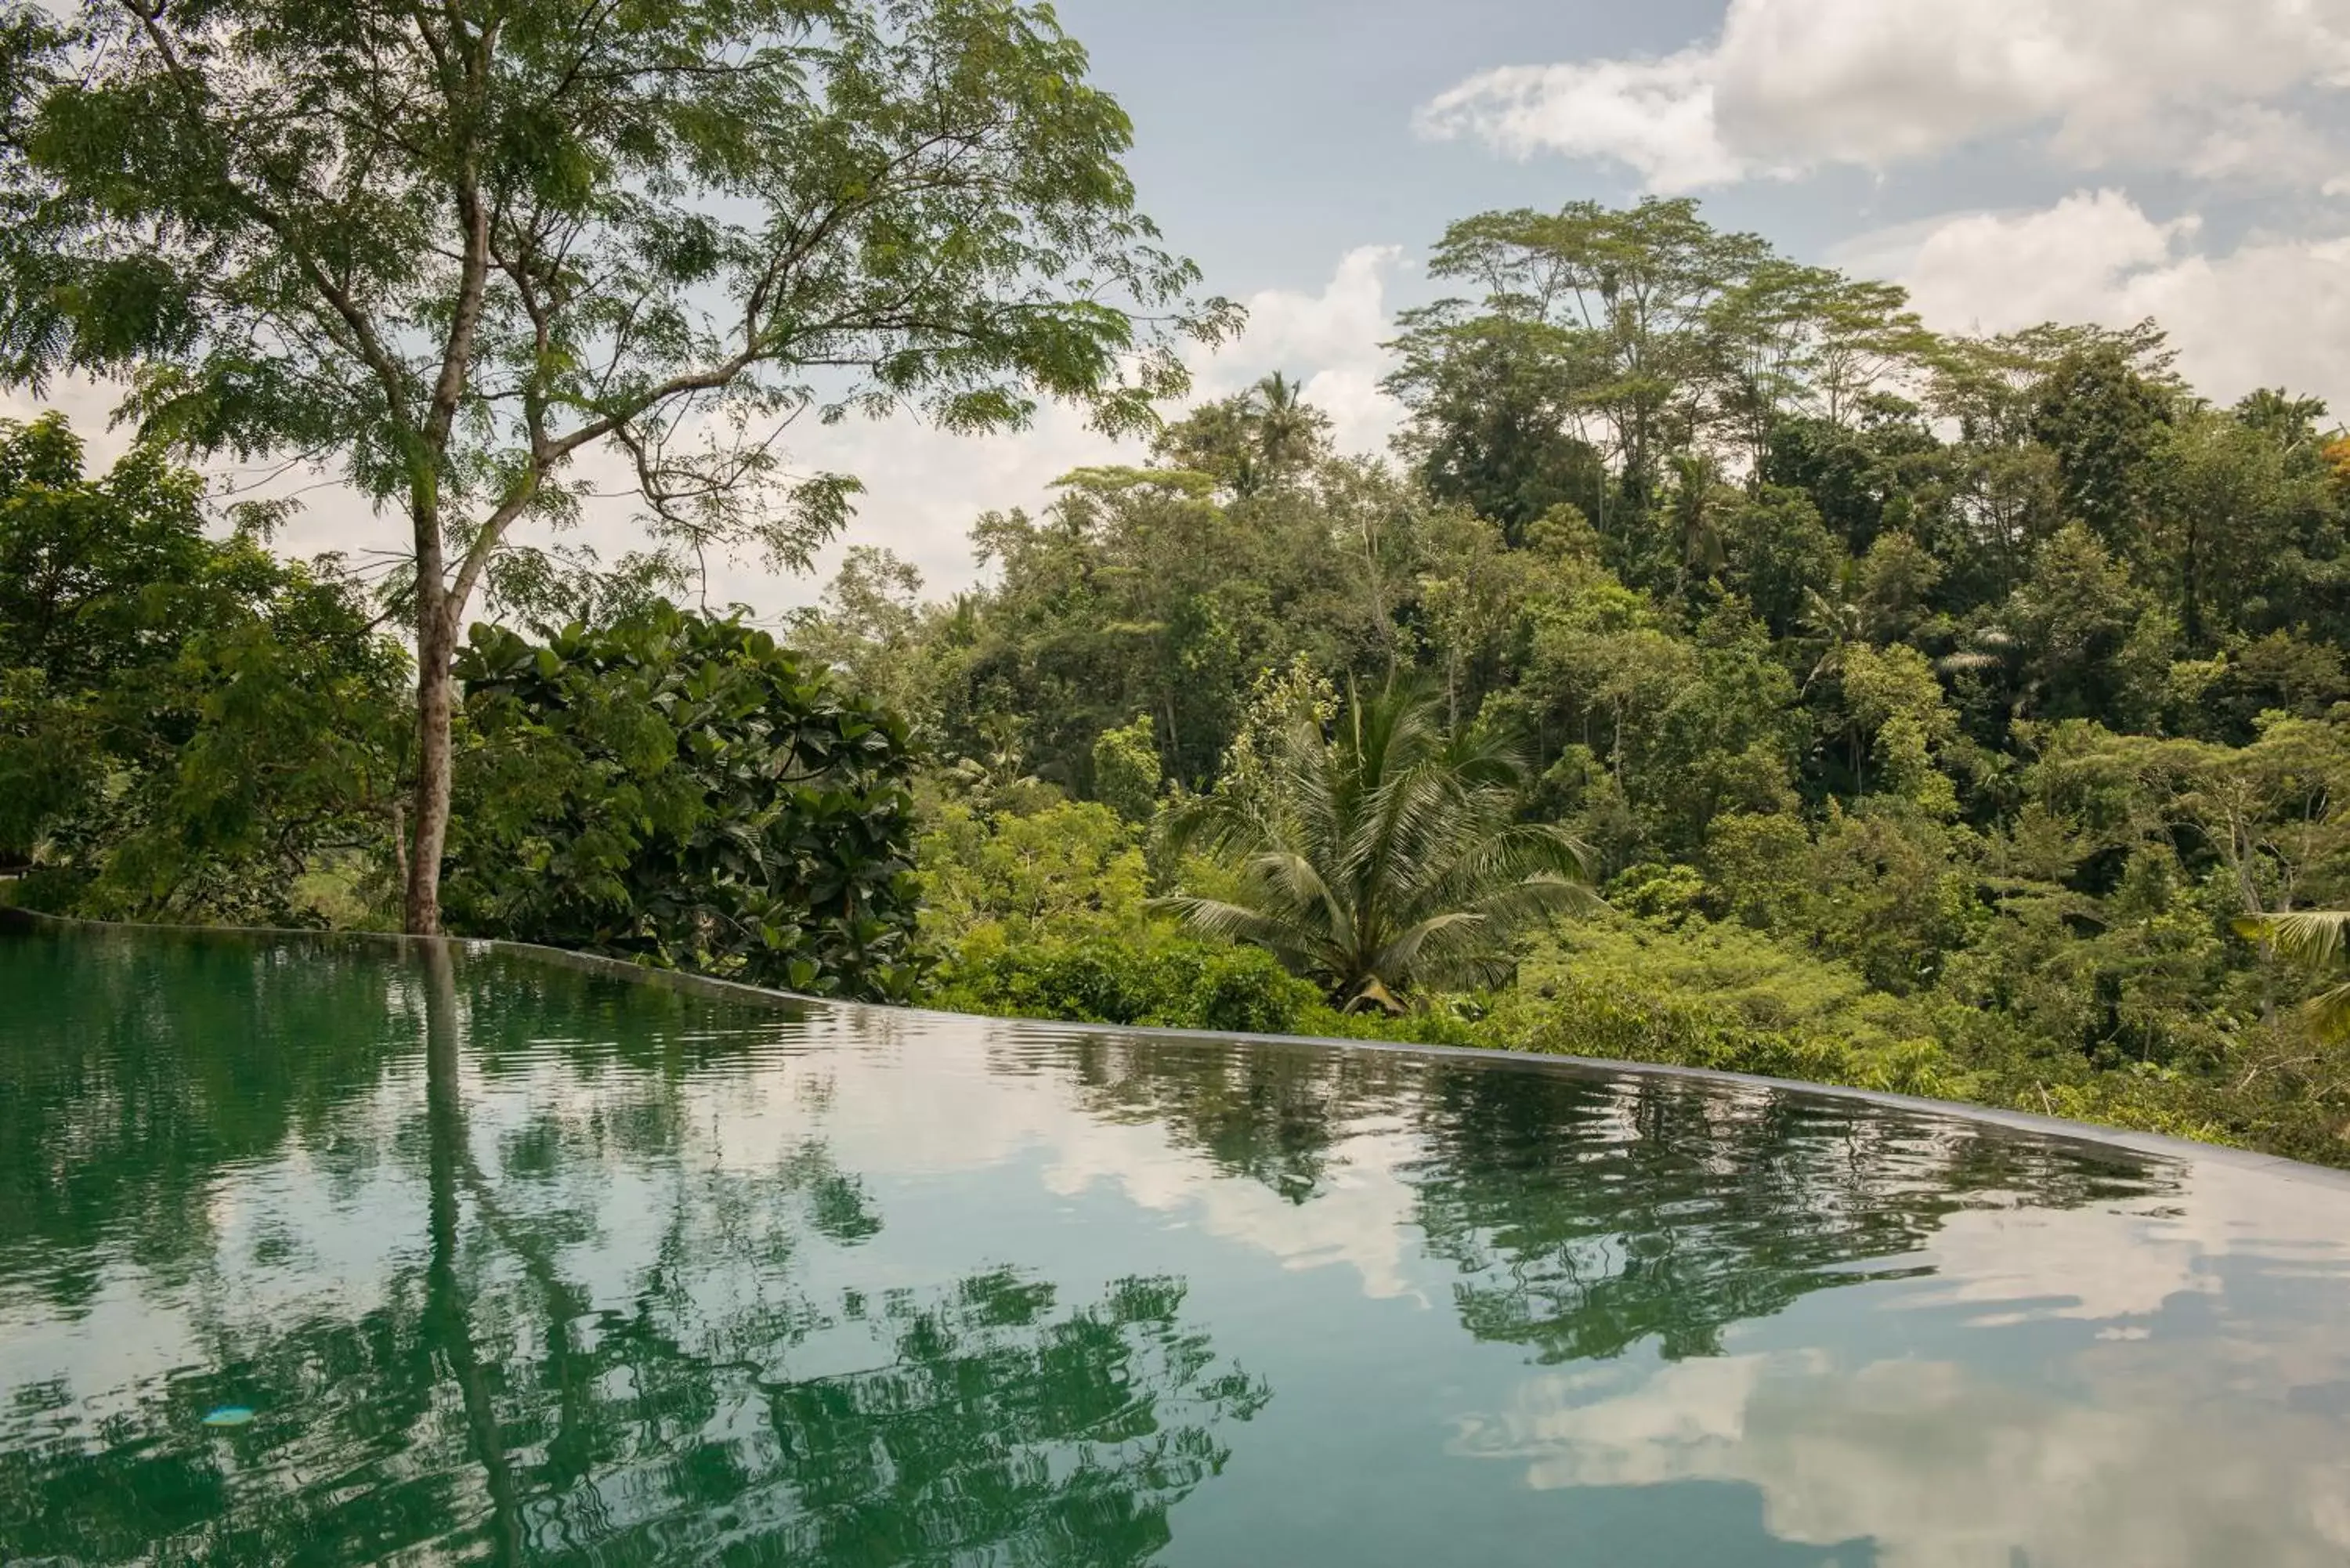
xmin=1151 ymin=371 xmax=1334 ymax=499
xmin=1383 ymin=311 xmax=1607 ymax=540
xmin=2031 ymin=342 xmax=2178 ymax=552
xmin=0 ymin=0 xmax=1233 ymax=931
xmin=1159 ymin=678 xmax=1596 ymax=1006
xmin=1090 ymin=714 xmax=1164 ymax=823
xmin=1838 ymin=644 xmax=1960 ymax=814
xmin=742 ymin=201 xmax=2350 ymax=1162
xmin=1716 ymin=485 xmax=1843 ymax=637
xmin=0 ymin=416 xmax=409 ymax=923
xmin=916 ymin=798 xmax=1149 ymax=945
xmin=20 ymin=164 xmax=2350 ymax=1169
xmin=914 ymin=793 xmax=1321 ymax=1031
xmin=0 ymin=0 xmax=1231 ymax=507
xmin=934 ymin=928 xmax=1325 ymax=1035
xmin=794 ymin=193 xmax=2350 ymax=1164
xmin=446 ymin=605 xmax=921 ymax=1001
xmin=1519 ymin=916 xmax=1938 ymax=1054
xmin=2236 ymin=909 xmax=2350 ymax=1043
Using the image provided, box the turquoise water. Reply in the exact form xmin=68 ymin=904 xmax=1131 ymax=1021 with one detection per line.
xmin=4 ymin=924 xmax=2350 ymax=1566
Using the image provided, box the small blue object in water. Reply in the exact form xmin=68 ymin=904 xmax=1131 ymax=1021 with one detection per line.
xmin=201 ymin=1407 xmax=255 ymax=1429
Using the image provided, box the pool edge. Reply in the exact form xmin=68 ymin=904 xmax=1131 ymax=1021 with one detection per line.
xmin=10 ymin=906 xmax=2349 ymax=1192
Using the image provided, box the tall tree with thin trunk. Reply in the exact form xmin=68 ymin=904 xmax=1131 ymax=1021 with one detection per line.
xmin=0 ymin=0 xmax=1233 ymax=932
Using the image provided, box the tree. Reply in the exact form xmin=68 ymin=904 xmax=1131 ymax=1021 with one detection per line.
xmin=919 ymin=797 xmax=1148 ymax=945
xmin=1253 ymin=370 xmax=1329 ymax=477
xmin=0 ymin=414 xmax=408 ymax=919
xmin=938 ymin=448 xmax=1405 ymax=794
xmin=789 ymin=543 xmax=945 ymax=737
xmin=2240 ymin=910 xmax=2350 ymax=1042
xmin=1837 ymin=643 xmax=1959 ymax=815
xmin=1710 ymin=262 xmax=1929 ymax=472
xmin=1853 ymin=529 xmax=1943 ymax=645
xmin=2030 ymin=341 xmax=2175 ymax=557
xmin=446 ymin=604 xmax=922 ymax=999
xmin=1382 ymin=306 xmax=1607 ymax=543
xmin=1715 ymin=483 xmax=1843 ymax=638
xmin=0 ymin=411 xmax=220 ymax=873
xmin=1413 ymin=507 xmax=1528 ymax=727
xmin=0 ymin=0 xmax=1235 ymax=934
xmin=1158 ymin=677 xmax=1595 ymax=1010
xmin=1398 ymin=199 xmax=1770 ymax=515
xmin=0 ymin=411 xmax=219 ymax=684
xmin=1999 ymin=522 xmax=2168 ymax=728
xmin=1090 ymin=713 xmax=1162 ymax=822
xmin=2149 ymin=403 xmax=2336 ymax=649
xmin=1761 ymin=402 xmax=1947 ymax=558
xmin=1152 ymin=371 xmax=1332 ymax=499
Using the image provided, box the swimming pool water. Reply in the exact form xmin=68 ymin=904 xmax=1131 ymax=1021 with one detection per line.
xmin=4 ymin=923 xmax=2348 ymax=1566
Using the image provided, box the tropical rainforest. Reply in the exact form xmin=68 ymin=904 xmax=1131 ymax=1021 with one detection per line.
xmin=5 ymin=1 xmax=2350 ymax=1166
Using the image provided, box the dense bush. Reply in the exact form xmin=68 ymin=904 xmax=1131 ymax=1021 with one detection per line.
xmin=0 ymin=416 xmax=410 ymax=923
xmin=446 ymin=606 xmax=922 ymax=1001
xmin=932 ymin=929 xmax=1323 ymax=1034
xmin=1489 ymin=916 xmax=1956 ymax=1092
xmin=1312 ymin=913 xmax=2342 ymax=1160
xmin=914 ymin=797 xmax=1149 ymax=943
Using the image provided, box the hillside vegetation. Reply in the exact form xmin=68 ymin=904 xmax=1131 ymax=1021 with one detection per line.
xmin=796 ymin=201 xmax=2350 ymax=1165
xmin=11 ymin=195 xmax=2350 ymax=1165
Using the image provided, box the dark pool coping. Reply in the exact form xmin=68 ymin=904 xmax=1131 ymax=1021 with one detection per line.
xmin=13 ymin=907 xmax=2350 ymax=1194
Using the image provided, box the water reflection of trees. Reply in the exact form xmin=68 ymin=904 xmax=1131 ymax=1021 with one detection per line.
xmin=0 ymin=928 xmax=426 ymax=1298
xmin=0 ymin=934 xmax=1265 ymax=1566
xmin=1033 ymin=1031 xmax=2179 ymax=1363
xmin=1412 ymin=1065 xmax=2172 ymax=1363
xmin=1039 ymin=1034 xmax=1417 ymax=1202
xmin=3 ymin=930 xmax=2190 ymax=1563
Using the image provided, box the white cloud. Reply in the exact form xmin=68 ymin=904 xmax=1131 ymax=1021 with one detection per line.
xmin=1202 ymin=244 xmax=1409 ymax=461
xmin=1841 ymin=189 xmax=2196 ymax=332
xmin=1840 ymin=190 xmax=2350 ymax=414
xmin=1462 ymin=1351 xmax=2350 ymax=1568
xmin=0 ymin=374 xmax=136 ymax=460
xmin=2182 ymin=105 xmax=2350 ymax=192
xmin=1415 ymin=51 xmax=1743 ymax=196
xmin=1451 ymin=1169 xmax=2350 ymax=1568
xmin=1419 ymin=0 xmax=2350 ymax=192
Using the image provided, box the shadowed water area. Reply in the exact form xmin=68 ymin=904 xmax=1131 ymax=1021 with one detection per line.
xmin=4 ymin=925 xmax=2350 ymax=1566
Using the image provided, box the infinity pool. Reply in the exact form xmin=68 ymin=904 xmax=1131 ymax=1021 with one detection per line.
xmin=5 ymin=922 xmax=2349 ymax=1565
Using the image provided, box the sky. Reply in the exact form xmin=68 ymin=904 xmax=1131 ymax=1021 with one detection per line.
xmin=26 ymin=0 xmax=2350 ymax=618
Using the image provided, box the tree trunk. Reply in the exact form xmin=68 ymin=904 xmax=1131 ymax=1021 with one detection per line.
xmin=405 ymin=594 xmax=456 ymax=935
xmin=406 ymin=493 xmax=456 ymax=934
xmin=2182 ymin=518 xmax=2205 ymax=651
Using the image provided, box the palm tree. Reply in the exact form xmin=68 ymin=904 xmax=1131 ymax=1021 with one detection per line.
xmin=2237 ymin=910 xmax=2350 ymax=1041
xmin=1795 ymin=585 xmax=1864 ymax=694
xmin=1251 ymin=371 xmax=1330 ymax=483
xmin=945 ymin=712 xmax=1043 ymax=814
xmin=1157 ymin=679 xmax=1596 ymax=1011
xmin=1666 ymin=452 xmax=1726 ymax=591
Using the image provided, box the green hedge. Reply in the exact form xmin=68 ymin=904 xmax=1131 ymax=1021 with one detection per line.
xmin=932 ymin=930 xmax=1324 ymax=1035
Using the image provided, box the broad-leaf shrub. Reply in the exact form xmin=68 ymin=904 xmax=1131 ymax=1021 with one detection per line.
xmin=447 ymin=605 xmax=921 ymax=1001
